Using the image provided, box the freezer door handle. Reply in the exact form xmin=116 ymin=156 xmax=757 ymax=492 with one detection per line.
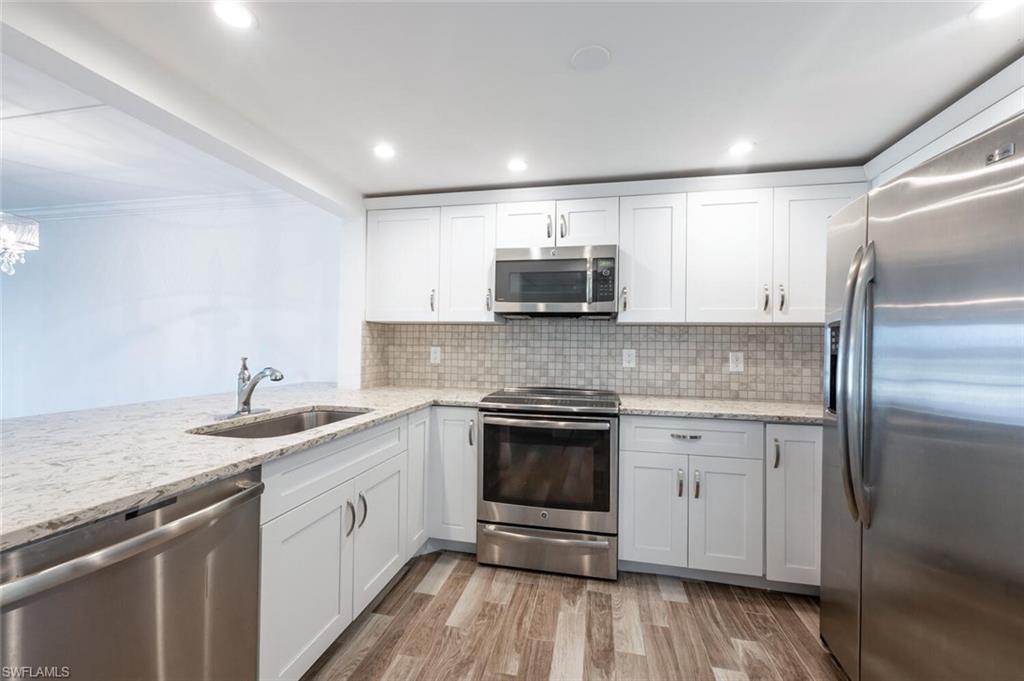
xmin=847 ymin=241 xmax=876 ymax=527
xmin=836 ymin=246 xmax=864 ymax=523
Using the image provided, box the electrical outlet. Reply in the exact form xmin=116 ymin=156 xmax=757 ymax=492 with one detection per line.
xmin=430 ymin=346 xmax=441 ymax=365
xmin=623 ymin=349 xmax=637 ymax=368
xmin=729 ymin=351 xmax=744 ymax=373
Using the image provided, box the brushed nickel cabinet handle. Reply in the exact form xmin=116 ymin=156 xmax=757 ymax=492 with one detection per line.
xmin=621 ymin=286 xmax=628 ymax=311
xmin=559 ymin=214 xmax=567 ymax=239
xmin=468 ymin=419 xmax=475 ymax=446
xmin=773 ymin=438 xmax=781 ymax=469
xmin=677 ymin=469 xmax=686 ymax=497
xmin=670 ymin=433 xmax=702 ymax=441
xmin=486 ymin=288 xmax=492 ymax=311
xmin=546 ymin=215 xmax=553 ymax=239
xmin=345 ymin=500 xmax=356 ymax=536
xmin=430 ymin=288 xmax=436 ymax=312
xmin=358 ymin=493 xmax=368 ymax=528
xmin=762 ymin=284 xmax=770 ymax=312
xmin=779 ymin=284 xmax=786 ymax=311
xmin=694 ymin=470 xmax=701 ymax=499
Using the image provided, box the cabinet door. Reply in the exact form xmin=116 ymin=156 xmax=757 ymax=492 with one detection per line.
xmin=352 ymin=452 xmax=408 ymax=614
xmin=406 ymin=408 xmax=430 ymax=557
xmin=688 ymin=455 xmax=764 ymax=576
xmin=619 ymin=450 xmax=688 ymax=567
xmin=259 ymin=480 xmax=355 ymax=681
xmin=618 ymin=194 xmax=686 ymax=323
xmin=366 ymin=208 xmax=440 ymax=322
xmin=686 ymin=189 xmax=773 ymax=322
xmin=555 ymin=197 xmax=619 ymax=246
xmin=496 ymin=201 xmax=555 ymax=248
xmin=765 ymin=425 xmax=823 ymax=585
xmin=439 ymin=204 xmax=497 ymax=322
xmin=429 ymin=407 xmax=478 ymax=543
xmin=772 ymin=184 xmax=866 ymax=323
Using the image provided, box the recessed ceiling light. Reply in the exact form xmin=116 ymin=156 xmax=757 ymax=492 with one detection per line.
xmin=971 ymin=0 xmax=1023 ymax=20
xmin=373 ymin=142 xmax=396 ymax=160
xmin=213 ymin=1 xmax=256 ymax=29
xmin=728 ymin=140 xmax=755 ymax=157
xmin=507 ymin=158 xmax=528 ymax=172
xmin=571 ymin=45 xmax=611 ymax=73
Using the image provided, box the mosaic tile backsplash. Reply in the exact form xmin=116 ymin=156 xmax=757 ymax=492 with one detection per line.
xmin=362 ymin=320 xmax=823 ymax=403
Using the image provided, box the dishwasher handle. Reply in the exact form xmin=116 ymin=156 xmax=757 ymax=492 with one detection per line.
xmin=0 ymin=480 xmax=264 ymax=607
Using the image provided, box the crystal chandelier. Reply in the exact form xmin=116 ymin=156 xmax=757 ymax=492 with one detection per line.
xmin=0 ymin=212 xmax=40 ymax=275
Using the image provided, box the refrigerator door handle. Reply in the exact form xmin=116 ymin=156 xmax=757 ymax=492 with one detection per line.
xmin=836 ymin=245 xmax=864 ymax=523
xmin=847 ymin=241 xmax=876 ymax=528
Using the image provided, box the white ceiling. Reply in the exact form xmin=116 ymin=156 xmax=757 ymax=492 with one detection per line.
xmin=11 ymin=2 xmax=1024 ymax=197
xmin=0 ymin=55 xmax=273 ymax=210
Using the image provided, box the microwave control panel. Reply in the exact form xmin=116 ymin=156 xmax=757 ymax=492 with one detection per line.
xmin=593 ymin=258 xmax=616 ymax=302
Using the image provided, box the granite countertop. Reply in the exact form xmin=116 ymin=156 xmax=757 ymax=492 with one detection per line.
xmin=0 ymin=383 xmax=821 ymax=551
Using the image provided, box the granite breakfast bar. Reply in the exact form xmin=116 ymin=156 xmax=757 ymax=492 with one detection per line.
xmin=0 ymin=382 xmax=822 ymax=552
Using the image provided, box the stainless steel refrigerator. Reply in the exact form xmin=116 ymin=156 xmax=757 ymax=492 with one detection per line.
xmin=820 ymin=113 xmax=1024 ymax=681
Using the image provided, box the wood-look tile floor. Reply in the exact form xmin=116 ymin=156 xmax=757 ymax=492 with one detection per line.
xmin=305 ymin=552 xmax=848 ymax=681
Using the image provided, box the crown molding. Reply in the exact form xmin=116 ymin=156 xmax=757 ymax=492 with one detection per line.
xmin=10 ymin=190 xmax=311 ymax=222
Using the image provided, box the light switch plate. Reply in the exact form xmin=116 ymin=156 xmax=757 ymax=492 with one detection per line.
xmin=430 ymin=346 xmax=441 ymax=365
xmin=729 ymin=351 xmax=744 ymax=372
xmin=623 ymin=349 xmax=637 ymax=368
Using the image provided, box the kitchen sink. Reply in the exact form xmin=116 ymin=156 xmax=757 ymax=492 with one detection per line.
xmin=194 ymin=408 xmax=371 ymax=439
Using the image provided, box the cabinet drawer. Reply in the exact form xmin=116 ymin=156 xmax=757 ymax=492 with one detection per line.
xmin=620 ymin=416 xmax=763 ymax=460
xmin=261 ymin=417 xmax=407 ymax=524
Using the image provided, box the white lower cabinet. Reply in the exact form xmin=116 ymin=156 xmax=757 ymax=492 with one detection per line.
xmin=765 ymin=424 xmax=823 ymax=585
xmin=406 ymin=408 xmax=430 ymax=556
xmin=688 ymin=455 xmax=764 ymax=576
xmin=619 ymin=450 xmax=688 ymax=566
xmin=259 ymin=479 xmax=355 ymax=681
xmin=618 ymin=416 xmax=765 ymax=578
xmin=352 ymin=452 xmax=408 ymax=613
xmin=429 ymin=407 xmax=478 ymax=543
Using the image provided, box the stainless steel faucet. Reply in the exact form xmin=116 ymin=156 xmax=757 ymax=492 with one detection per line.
xmin=235 ymin=357 xmax=283 ymax=416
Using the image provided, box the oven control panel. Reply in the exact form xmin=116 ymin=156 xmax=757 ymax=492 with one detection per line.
xmin=592 ymin=258 xmax=616 ymax=302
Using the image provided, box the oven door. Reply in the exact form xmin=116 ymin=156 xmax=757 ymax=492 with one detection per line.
xmin=478 ymin=413 xmax=618 ymax=535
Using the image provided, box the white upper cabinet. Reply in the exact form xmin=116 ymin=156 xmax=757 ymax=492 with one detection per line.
xmin=497 ymin=198 xmax=618 ymax=249
xmin=555 ymin=197 xmax=619 ymax=246
xmin=366 ymin=208 xmax=440 ymax=322
xmin=686 ymin=189 xmax=774 ymax=323
xmin=496 ymin=201 xmax=555 ymax=248
xmin=772 ymin=184 xmax=865 ymax=323
xmin=439 ymin=204 xmax=496 ymax=322
xmin=765 ymin=424 xmax=823 ymax=585
xmin=618 ymin=194 xmax=687 ymax=323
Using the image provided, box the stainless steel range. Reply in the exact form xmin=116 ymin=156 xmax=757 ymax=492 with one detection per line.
xmin=476 ymin=387 xmax=619 ymax=579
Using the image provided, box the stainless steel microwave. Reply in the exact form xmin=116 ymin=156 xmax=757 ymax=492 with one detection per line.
xmin=493 ymin=244 xmax=617 ymax=316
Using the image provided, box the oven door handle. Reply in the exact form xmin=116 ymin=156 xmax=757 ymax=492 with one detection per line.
xmin=481 ymin=415 xmax=611 ymax=431
xmin=480 ymin=525 xmax=610 ymax=549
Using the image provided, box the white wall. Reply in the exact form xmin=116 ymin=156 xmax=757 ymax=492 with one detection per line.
xmin=2 ymin=193 xmax=343 ymax=417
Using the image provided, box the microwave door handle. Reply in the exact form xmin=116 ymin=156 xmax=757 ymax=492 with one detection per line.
xmin=481 ymin=415 xmax=611 ymax=431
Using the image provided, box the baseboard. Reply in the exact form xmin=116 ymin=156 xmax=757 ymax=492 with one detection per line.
xmin=417 ymin=537 xmax=477 ymax=555
xmin=414 ymin=540 xmax=818 ymax=596
xmin=618 ymin=560 xmax=820 ymax=596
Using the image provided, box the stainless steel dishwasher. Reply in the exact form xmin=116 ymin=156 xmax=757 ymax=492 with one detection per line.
xmin=0 ymin=470 xmax=263 ymax=681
